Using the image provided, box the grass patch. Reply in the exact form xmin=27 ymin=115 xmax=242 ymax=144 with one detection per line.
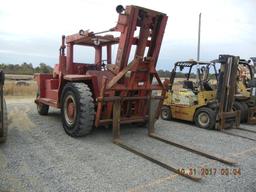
xmin=4 ymin=81 xmax=37 ymax=96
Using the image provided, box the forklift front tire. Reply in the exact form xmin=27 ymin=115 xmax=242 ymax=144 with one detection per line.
xmin=194 ymin=107 xmax=215 ymax=130
xmin=61 ymin=83 xmax=95 ymax=137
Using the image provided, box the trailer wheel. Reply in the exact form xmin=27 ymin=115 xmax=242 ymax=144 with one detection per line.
xmin=233 ymin=101 xmax=245 ymax=122
xmin=161 ymin=106 xmax=171 ymax=120
xmin=0 ymin=99 xmax=8 ymax=143
xmin=194 ymin=107 xmax=215 ymax=130
xmin=61 ymin=83 xmax=95 ymax=137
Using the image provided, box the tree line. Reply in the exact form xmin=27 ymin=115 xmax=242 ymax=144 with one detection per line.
xmin=0 ymin=62 xmax=53 ymax=75
xmin=0 ymin=63 xmax=214 ymax=79
xmin=0 ymin=63 xmax=172 ymax=76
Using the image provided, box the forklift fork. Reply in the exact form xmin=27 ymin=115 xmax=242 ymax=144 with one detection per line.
xmin=112 ymin=98 xmax=201 ymax=181
xmin=112 ymin=97 xmax=236 ymax=181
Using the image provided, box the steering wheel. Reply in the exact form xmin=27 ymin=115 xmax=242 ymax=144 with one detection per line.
xmin=101 ymin=60 xmax=107 ymax=70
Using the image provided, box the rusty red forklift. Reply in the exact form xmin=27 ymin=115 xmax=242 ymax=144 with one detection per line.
xmin=35 ymin=5 xmax=168 ymax=136
xmin=35 ymin=5 xmax=236 ymax=181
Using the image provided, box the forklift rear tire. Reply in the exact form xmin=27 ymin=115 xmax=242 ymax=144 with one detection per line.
xmin=61 ymin=83 xmax=95 ymax=137
xmin=36 ymin=91 xmax=49 ymax=115
xmin=194 ymin=107 xmax=215 ymax=130
xmin=37 ymin=102 xmax=49 ymax=115
xmin=0 ymin=99 xmax=8 ymax=143
xmin=161 ymin=106 xmax=171 ymax=120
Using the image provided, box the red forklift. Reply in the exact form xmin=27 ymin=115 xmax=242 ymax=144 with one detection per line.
xmin=35 ymin=5 xmax=235 ymax=181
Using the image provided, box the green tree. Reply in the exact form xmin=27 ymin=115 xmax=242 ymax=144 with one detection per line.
xmin=0 ymin=62 xmax=53 ymax=74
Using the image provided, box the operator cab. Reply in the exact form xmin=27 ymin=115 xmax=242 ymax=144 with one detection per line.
xmin=54 ymin=31 xmax=119 ymax=76
xmin=166 ymin=60 xmax=218 ymax=108
xmin=169 ymin=60 xmax=217 ymax=94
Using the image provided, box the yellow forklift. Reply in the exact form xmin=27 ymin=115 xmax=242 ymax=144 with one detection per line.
xmin=161 ymin=55 xmax=240 ymax=130
xmin=249 ymin=57 xmax=256 ymax=105
xmin=232 ymin=59 xmax=256 ymax=124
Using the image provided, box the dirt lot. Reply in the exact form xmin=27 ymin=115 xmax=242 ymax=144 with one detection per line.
xmin=1 ymin=98 xmax=256 ymax=192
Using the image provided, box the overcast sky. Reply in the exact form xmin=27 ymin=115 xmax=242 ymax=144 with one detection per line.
xmin=0 ymin=0 xmax=255 ymax=69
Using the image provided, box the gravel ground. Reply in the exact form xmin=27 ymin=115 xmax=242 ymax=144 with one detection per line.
xmin=0 ymin=98 xmax=256 ymax=192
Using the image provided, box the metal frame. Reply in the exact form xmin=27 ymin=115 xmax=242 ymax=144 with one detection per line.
xmin=168 ymin=60 xmax=216 ymax=90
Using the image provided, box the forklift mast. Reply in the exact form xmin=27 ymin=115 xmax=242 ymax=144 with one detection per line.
xmin=216 ymin=55 xmax=240 ymax=129
xmin=249 ymin=57 xmax=256 ymax=98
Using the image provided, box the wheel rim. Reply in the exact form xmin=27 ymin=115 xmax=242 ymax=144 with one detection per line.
xmin=198 ymin=112 xmax=210 ymax=127
xmin=64 ymin=95 xmax=77 ymax=126
xmin=162 ymin=109 xmax=169 ymax=119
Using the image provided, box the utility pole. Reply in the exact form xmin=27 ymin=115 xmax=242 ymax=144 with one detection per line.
xmin=197 ymin=13 xmax=202 ymax=90
xmin=197 ymin=13 xmax=202 ymax=61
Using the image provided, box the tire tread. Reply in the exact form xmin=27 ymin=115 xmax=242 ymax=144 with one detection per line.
xmin=61 ymin=83 xmax=95 ymax=137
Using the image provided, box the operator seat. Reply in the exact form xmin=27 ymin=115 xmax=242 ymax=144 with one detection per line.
xmin=183 ymin=80 xmax=194 ymax=90
xmin=203 ymin=81 xmax=213 ymax=91
xmin=86 ymin=70 xmax=115 ymax=91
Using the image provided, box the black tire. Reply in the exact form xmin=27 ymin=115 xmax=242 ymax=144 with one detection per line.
xmin=247 ymin=100 xmax=255 ymax=108
xmin=61 ymin=83 xmax=95 ymax=137
xmin=194 ymin=107 xmax=216 ymax=130
xmin=248 ymin=79 xmax=256 ymax=87
xmin=233 ymin=101 xmax=245 ymax=122
xmin=161 ymin=106 xmax=171 ymax=120
xmin=240 ymin=102 xmax=249 ymax=122
xmin=0 ymin=99 xmax=8 ymax=143
xmin=36 ymin=91 xmax=49 ymax=115
xmin=37 ymin=102 xmax=49 ymax=115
